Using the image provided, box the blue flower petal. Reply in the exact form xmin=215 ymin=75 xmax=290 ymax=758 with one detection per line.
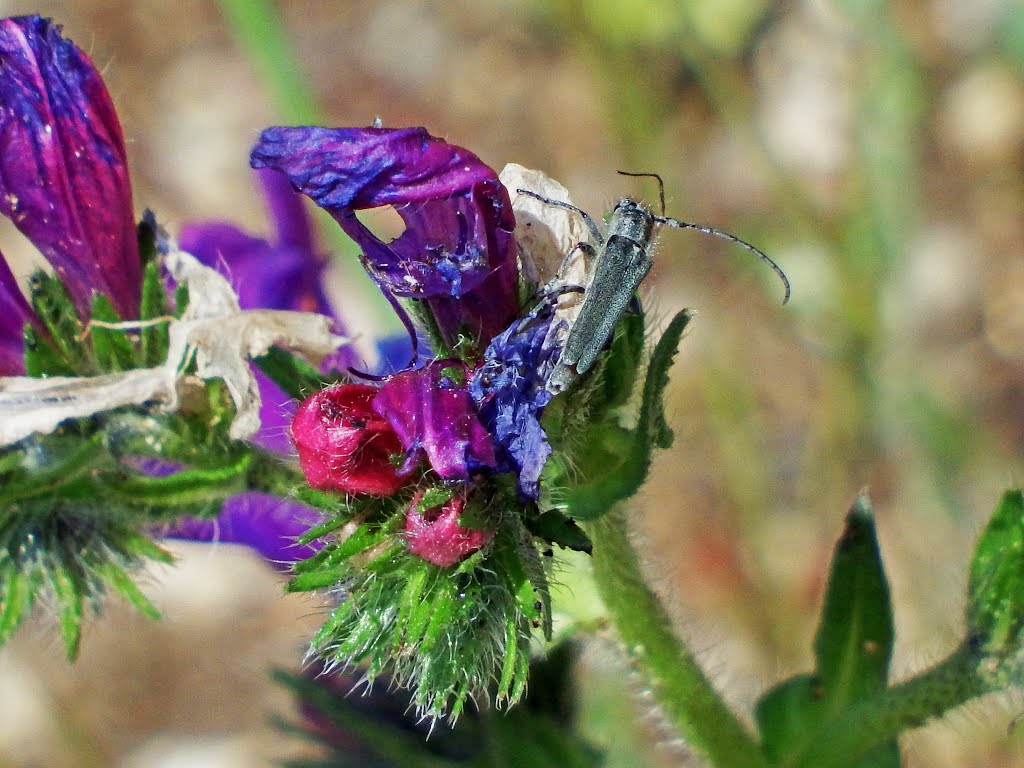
xmin=469 ymin=304 xmax=563 ymax=498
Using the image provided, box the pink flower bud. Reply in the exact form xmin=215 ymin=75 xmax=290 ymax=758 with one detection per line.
xmin=291 ymin=383 xmax=408 ymax=495
xmin=405 ymin=490 xmax=494 ymax=567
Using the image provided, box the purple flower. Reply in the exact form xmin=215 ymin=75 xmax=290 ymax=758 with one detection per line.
xmin=162 ymin=492 xmax=321 ymax=568
xmin=372 ymin=361 xmax=496 ymax=481
xmin=179 ymin=168 xmax=352 ymax=453
xmin=0 ymin=15 xmax=140 ymax=324
xmin=250 ymin=126 xmax=519 ymax=348
xmin=0 ymin=256 xmax=37 ymax=374
xmin=469 ymin=303 xmax=562 ymax=498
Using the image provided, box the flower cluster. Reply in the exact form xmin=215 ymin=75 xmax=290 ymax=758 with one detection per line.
xmin=0 ymin=14 xmax=685 ymax=716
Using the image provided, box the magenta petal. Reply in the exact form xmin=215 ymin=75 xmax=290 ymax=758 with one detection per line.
xmin=250 ymin=126 xmax=518 ymax=345
xmin=162 ymin=493 xmax=321 ymax=569
xmin=0 ymin=16 xmax=139 ymax=319
xmin=372 ymin=362 xmax=495 ymax=481
xmin=0 ymin=254 xmax=34 ymax=374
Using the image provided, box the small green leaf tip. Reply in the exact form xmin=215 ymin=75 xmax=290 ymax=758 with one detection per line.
xmin=968 ymin=488 xmax=1024 ymax=673
xmin=756 ymin=492 xmax=898 ymax=767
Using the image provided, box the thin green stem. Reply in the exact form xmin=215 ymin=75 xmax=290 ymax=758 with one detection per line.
xmin=215 ymin=0 xmax=397 ymax=331
xmin=215 ymin=0 xmax=319 ymax=124
xmin=794 ymin=641 xmax=992 ymax=768
xmin=584 ymin=507 xmax=768 ymax=768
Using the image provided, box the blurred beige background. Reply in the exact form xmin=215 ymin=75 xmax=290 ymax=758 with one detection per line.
xmin=1 ymin=0 xmax=1023 ymax=765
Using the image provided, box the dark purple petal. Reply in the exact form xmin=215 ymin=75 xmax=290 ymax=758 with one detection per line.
xmin=0 ymin=254 xmax=34 ymax=374
xmin=250 ymin=126 xmax=518 ymax=346
xmin=372 ymin=362 xmax=496 ymax=481
xmin=0 ymin=16 xmax=139 ymax=319
xmin=162 ymin=492 xmax=321 ymax=569
xmin=469 ymin=305 xmax=562 ymax=498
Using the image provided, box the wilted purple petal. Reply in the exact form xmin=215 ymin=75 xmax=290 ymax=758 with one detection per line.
xmin=0 ymin=16 xmax=139 ymax=319
xmin=0 ymin=254 xmax=35 ymax=374
xmin=250 ymin=126 xmax=518 ymax=346
xmin=372 ymin=361 xmax=495 ymax=481
xmin=163 ymin=492 xmax=321 ymax=569
xmin=469 ymin=305 xmax=562 ymax=498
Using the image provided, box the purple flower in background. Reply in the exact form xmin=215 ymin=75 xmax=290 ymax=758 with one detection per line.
xmin=167 ymin=493 xmax=321 ymax=566
xmin=0 ymin=15 xmax=141 ymax=370
xmin=179 ymin=168 xmax=352 ymax=453
xmin=250 ymin=126 xmax=519 ymax=348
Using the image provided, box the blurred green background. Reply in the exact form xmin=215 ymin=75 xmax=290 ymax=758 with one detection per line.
xmin=1 ymin=0 xmax=1023 ymax=765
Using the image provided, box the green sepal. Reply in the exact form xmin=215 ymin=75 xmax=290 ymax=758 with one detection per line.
xmin=967 ymin=488 xmax=1024 ymax=661
xmin=0 ymin=564 xmax=39 ymax=646
xmin=51 ymin=561 xmax=85 ymax=659
xmin=88 ymin=293 xmax=136 ymax=372
xmin=99 ymin=451 xmax=253 ymax=508
xmin=22 ymin=323 xmax=75 ymax=376
xmin=561 ymin=309 xmax=691 ymax=520
xmin=139 ymin=260 xmax=171 ymax=367
xmin=28 ymin=269 xmax=92 ymax=374
xmin=755 ymin=494 xmax=897 ymax=767
xmin=254 ymin=346 xmax=329 ymax=401
xmin=527 ymin=510 xmax=593 ymax=553
xmin=173 ymin=282 xmax=190 ymax=318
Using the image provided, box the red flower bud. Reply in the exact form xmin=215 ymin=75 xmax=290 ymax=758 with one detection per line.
xmin=291 ymin=383 xmax=408 ymax=495
xmin=405 ymin=490 xmax=494 ymax=567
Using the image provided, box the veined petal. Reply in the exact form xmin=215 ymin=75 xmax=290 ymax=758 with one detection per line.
xmin=373 ymin=361 xmax=495 ymax=482
xmin=163 ymin=493 xmax=321 ymax=570
xmin=0 ymin=16 xmax=139 ymax=319
xmin=0 ymin=254 xmax=33 ymax=374
xmin=250 ymin=126 xmax=518 ymax=346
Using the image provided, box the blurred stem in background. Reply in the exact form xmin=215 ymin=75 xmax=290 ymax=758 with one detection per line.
xmin=215 ymin=0 xmax=395 ymax=334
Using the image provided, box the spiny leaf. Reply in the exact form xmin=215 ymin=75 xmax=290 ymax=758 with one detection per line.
xmin=139 ymin=260 xmax=171 ymax=367
xmin=88 ymin=293 xmax=136 ymax=372
xmin=755 ymin=494 xmax=897 ymax=767
xmin=28 ymin=270 xmax=92 ymax=374
xmin=563 ymin=309 xmax=692 ymax=520
xmin=968 ymin=488 xmax=1024 ymax=658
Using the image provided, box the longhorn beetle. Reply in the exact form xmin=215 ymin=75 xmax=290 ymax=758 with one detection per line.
xmin=517 ymin=171 xmax=790 ymax=394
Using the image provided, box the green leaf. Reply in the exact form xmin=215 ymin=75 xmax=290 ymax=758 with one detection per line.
xmin=527 ymin=510 xmax=593 ymax=553
xmin=23 ymin=324 xmax=75 ymax=376
xmin=96 ymin=561 xmax=161 ymax=620
xmin=755 ymin=494 xmax=898 ymax=767
xmin=0 ymin=565 xmax=39 ymax=645
xmin=88 ymin=293 xmax=136 ymax=372
xmin=50 ymin=562 xmax=85 ymax=660
xmin=28 ymin=270 xmax=92 ymax=374
xmin=967 ymin=488 xmax=1024 ymax=657
xmin=563 ymin=309 xmax=691 ymax=520
xmin=139 ymin=259 xmax=171 ymax=367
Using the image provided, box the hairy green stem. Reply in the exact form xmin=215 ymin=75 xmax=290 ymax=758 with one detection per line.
xmin=794 ymin=640 xmax=992 ymax=768
xmin=584 ymin=506 xmax=768 ymax=768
